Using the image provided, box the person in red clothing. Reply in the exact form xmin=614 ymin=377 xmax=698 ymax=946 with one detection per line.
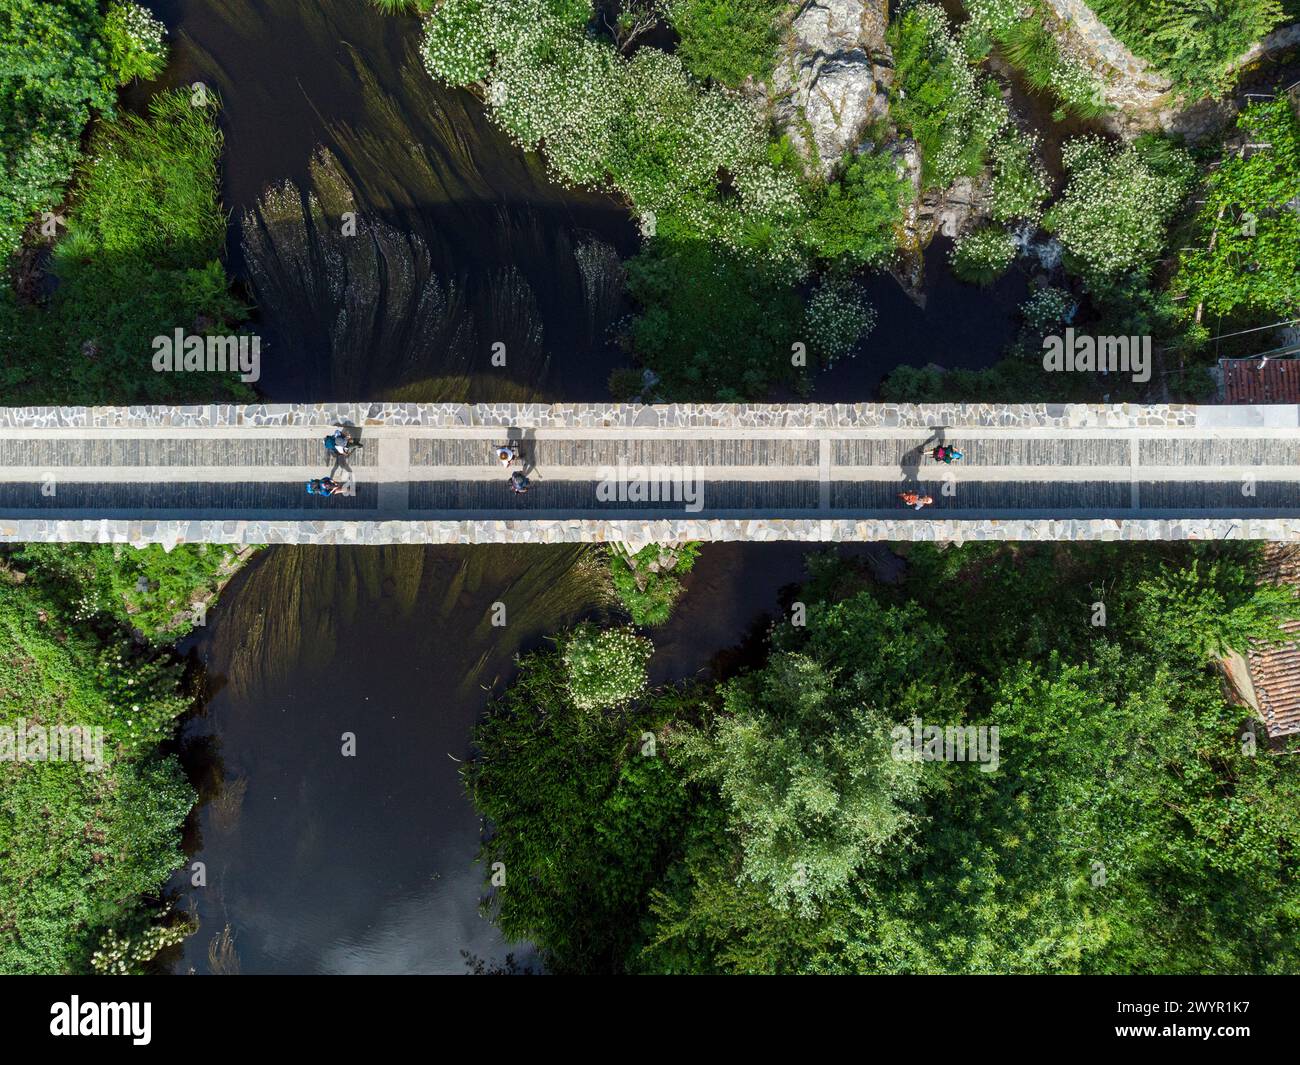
xmin=898 ymin=491 xmax=934 ymax=510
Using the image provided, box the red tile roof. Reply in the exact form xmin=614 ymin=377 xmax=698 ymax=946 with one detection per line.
xmin=1220 ymin=358 xmax=1300 ymax=404
xmin=1248 ymin=546 xmax=1300 ymax=738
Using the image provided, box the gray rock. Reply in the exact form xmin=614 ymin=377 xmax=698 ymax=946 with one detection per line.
xmin=771 ymin=0 xmax=893 ymax=177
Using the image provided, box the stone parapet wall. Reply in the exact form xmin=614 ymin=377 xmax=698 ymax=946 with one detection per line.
xmin=2 ymin=517 xmax=1296 ymax=549
xmin=0 ymin=402 xmax=1204 ymax=431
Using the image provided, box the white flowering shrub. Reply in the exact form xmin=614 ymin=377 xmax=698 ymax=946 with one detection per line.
xmin=950 ymin=225 xmax=1017 ymax=285
xmin=419 ymin=0 xmax=494 ymax=84
xmin=805 ymin=277 xmax=877 ymax=367
xmin=963 ymin=0 xmax=1106 ymax=120
xmin=103 ymin=2 xmax=168 ymax=85
xmin=989 ymin=128 xmax=1049 ymax=223
xmin=420 ymin=0 xmax=805 ymax=261
xmin=1043 ymin=136 xmax=1194 ymax=284
xmin=91 ymin=916 xmax=191 ymax=975
xmin=560 ymin=623 xmax=654 ymax=710
xmin=1021 ymin=285 xmax=1077 ymax=333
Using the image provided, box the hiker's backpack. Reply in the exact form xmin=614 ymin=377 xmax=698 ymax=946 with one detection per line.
xmin=306 ymin=480 xmax=324 ymax=496
xmin=324 ymin=434 xmax=338 ymax=453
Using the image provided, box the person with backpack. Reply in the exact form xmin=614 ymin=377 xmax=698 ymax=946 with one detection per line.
xmin=306 ymin=477 xmax=347 ymax=497
xmin=324 ymin=428 xmax=357 ymax=459
xmin=496 ymin=443 xmax=520 ymax=468
xmin=898 ymin=491 xmax=934 ymax=510
xmin=509 ymin=471 xmax=530 ymax=494
xmin=931 ymin=445 xmax=964 ymax=464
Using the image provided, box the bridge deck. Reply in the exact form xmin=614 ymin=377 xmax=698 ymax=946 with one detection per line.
xmin=0 ymin=404 xmax=1296 ymax=543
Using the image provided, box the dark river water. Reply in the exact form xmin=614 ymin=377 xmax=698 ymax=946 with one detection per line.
xmin=147 ymin=0 xmax=1014 ymax=973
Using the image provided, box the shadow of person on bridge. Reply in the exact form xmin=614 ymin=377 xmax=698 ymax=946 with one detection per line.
xmin=901 ymin=426 xmax=949 ymax=491
xmin=508 ymin=427 xmax=539 ymax=480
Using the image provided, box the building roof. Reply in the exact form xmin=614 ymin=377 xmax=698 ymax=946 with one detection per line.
xmin=1220 ymin=358 xmax=1300 ymax=404
xmin=1247 ymin=545 xmax=1300 ymax=738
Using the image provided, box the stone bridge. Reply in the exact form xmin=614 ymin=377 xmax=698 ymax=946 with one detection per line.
xmin=0 ymin=403 xmax=1297 ymax=547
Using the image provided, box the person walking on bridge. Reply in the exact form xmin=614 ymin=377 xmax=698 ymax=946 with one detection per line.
xmin=898 ymin=491 xmax=933 ymax=510
xmin=325 ymin=427 xmax=357 ymax=459
xmin=509 ymin=471 xmax=531 ymax=494
xmin=931 ymin=445 xmax=964 ymax=464
xmin=307 ymin=477 xmax=347 ymax=497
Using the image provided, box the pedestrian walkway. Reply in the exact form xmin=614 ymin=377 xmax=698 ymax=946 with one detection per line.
xmin=0 ymin=403 xmax=1296 ymax=544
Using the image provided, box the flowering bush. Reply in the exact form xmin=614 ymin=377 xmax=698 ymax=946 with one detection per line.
xmin=91 ymin=913 xmax=192 ymax=975
xmin=964 ymin=0 xmax=1107 ymax=120
xmin=950 ymin=225 xmax=1017 ymax=285
xmin=1043 ymin=135 xmax=1194 ymax=285
xmin=889 ymin=2 xmax=1011 ymax=191
xmin=560 ymin=623 xmax=654 ymax=710
xmin=1021 ymin=285 xmax=1077 ymax=333
xmin=805 ymin=276 xmax=878 ymax=366
xmin=421 ymin=0 xmax=806 ymax=261
xmin=102 ymin=3 xmax=167 ymax=87
xmin=989 ymin=128 xmax=1050 ymax=224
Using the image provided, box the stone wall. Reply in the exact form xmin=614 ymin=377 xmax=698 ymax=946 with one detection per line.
xmin=0 ymin=401 xmax=1205 ymax=430
xmin=1 ymin=516 xmax=1297 ymax=549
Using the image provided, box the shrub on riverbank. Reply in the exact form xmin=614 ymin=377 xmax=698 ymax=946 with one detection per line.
xmin=2 ymin=89 xmax=251 ymax=404
xmin=12 ymin=541 xmax=244 ymax=644
xmin=608 ymin=542 xmax=701 ymax=626
xmin=469 ymin=543 xmax=1300 ymax=973
xmin=1044 ymin=135 xmax=1195 ymax=287
xmin=0 ymin=572 xmax=197 ymax=974
xmin=465 ymin=648 xmax=693 ymax=973
xmin=950 ymin=225 xmax=1017 ymax=285
xmin=888 ymin=2 xmax=1008 ymax=191
xmin=560 ymin=623 xmax=654 ymax=709
xmin=0 ymin=1 xmax=167 ymax=256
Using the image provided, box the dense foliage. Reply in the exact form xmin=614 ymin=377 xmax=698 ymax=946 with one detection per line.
xmin=0 ymin=537 xmax=240 ymax=973
xmin=1172 ymin=99 xmax=1300 ymax=325
xmin=608 ymin=542 xmax=701 ymax=626
xmin=468 ymin=543 xmax=1300 ymax=973
xmin=1 ymin=90 xmax=251 ymax=403
xmin=666 ymin=0 xmax=786 ymax=87
xmin=1044 ymin=135 xmax=1195 ymax=287
xmin=1088 ymin=0 xmax=1289 ymax=97
xmin=0 ymin=1 xmax=165 ymax=255
xmin=465 ymin=651 xmax=694 ymax=973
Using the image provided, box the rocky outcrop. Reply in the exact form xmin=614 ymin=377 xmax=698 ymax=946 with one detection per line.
xmin=771 ymin=0 xmax=893 ymax=177
xmin=888 ymin=137 xmax=994 ymax=307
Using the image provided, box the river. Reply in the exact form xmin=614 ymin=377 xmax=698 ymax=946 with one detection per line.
xmin=149 ymin=0 xmax=1017 ymax=973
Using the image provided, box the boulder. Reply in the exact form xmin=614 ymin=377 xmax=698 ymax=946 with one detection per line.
xmin=771 ymin=0 xmax=893 ymax=178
